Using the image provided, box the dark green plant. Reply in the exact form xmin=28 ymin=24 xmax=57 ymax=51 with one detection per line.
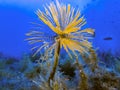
xmin=24 ymin=65 xmax=41 ymax=79
xmin=5 ymin=57 xmax=18 ymax=65
xmin=59 ymin=60 xmax=76 ymax=80
xmin=89 ymin=68 xmax=120 ymax=90
xmin=98 ymin=50 xmax=115 ymax=68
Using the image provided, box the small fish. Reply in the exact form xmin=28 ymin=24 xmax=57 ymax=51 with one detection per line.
xmin=103 ymin=37 xmax=112 ymax=40
xmin=93 ymin=31 xmax=95 ymax=37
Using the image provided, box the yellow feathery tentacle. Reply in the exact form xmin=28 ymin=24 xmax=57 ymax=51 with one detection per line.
xmin=37 ymin=10 xmax=62 ymax=34
xmin=64 ymin=10 xmax=80 ymax=30
xmin=80 ymin=40 xmax=92 ymax=49
xmin=31 ymin=46 xmax=39 ymax=51
xmin=63 ymin=17 xmax=85 ymax=33
xmin=33 ymin=43 xmax=49 ymax=57
xmin=28 ymin=40 xmax=43 ymax=44
xmin=48 ymin=3 xmax=60 ymax=27
xmin=79 ymin=28 xmax=95 ymax=35
xmin=67 ymin=4 xmax=71 ymax=16
xmin=63 ymin=39 xmax=89 ymax=55
xmin=63 ymin=27 xmax=80 ymax=34
xmin=69 ymin=7 xmax=75 ymax=23
xmin=62 ymin=39 xmax=78 ymax=58
xmin=73 ymin=28 xmax=94 ymax=35
xmin=26 ymin=31 xmax=43 ymax=36
xmin=61 ymin=39 xmax=73 ymax=59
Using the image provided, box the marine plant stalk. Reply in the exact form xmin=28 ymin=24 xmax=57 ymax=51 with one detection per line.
xmin=48 ymin=40 xmax=61 ymax=84
xmin=76 ymin=59 xmax=88 ymax=90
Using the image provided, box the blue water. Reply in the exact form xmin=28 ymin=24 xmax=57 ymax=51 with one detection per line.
xmin=0 ymin=0 xmax=120 ymax=57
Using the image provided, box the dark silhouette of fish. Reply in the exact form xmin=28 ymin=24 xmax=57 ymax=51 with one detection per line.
xmin=103 ymin=37 xmax=112 ymax=40
xmin=93 ymin=31 xmax=95 ymax=37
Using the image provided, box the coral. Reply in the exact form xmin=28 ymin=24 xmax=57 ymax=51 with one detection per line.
xmin=0 ymin=54 xmax=120 ymax=90
xmin=98 ymin=50 xmax=115 ymax=69
xmin=89 ymin=67 xmax=120 ymax=90
xmin=97 ymin=50 xmax=120 ymax=75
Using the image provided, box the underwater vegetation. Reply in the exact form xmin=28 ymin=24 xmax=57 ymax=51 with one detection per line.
xmin=0 ymin=51 xmax=120 ymax=90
